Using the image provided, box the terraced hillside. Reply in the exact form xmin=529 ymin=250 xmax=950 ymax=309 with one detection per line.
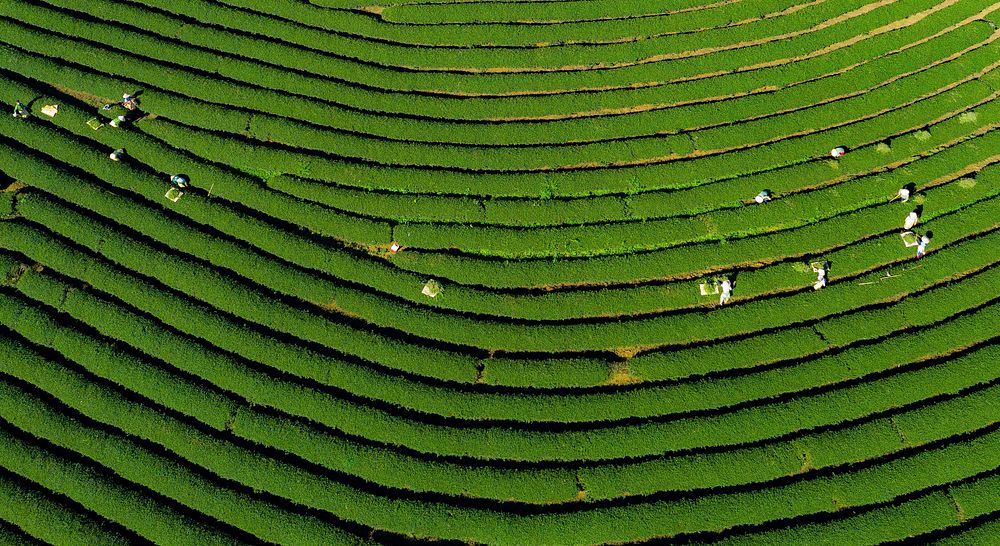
xmin=1 ymin=0 xmax=999 ymax=543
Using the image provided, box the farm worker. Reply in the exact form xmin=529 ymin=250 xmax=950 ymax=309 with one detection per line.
xmin=812 ymin=262 xmax=828 ymax=290
xmin=754 ymin=190 xmax=771 ymax=204
xmin=12 ymin=100 xmax=29 ymax=119
xmin=122 ymin=93 xmax=139 ymax=111
xmin=169 ymin=174 xmax=189 ymax=188
xmin=916 ymin=235 xmax=930 ymax=258
xmin=109 ymin=148 xmax=125 ymax=161
xmin=109 ymin=114 xmax=126 ymax=128
xmin=903 ymin=211 xmax=919 ymax=230
xmin=830 ymin=146 xmax=846 ymax=158
xmin=718 ymin=279 xmax=732 ymax=306
xmin=897 ymin=187 xmax=910 ymax=202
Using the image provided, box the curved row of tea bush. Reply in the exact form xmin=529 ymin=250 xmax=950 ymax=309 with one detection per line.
xmin=2 ymin=0 xmax=1000 ymax=542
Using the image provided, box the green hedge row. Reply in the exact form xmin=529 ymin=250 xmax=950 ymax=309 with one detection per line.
xmin=0 ymin=373 xmax=242 ymax=544
xmin=717 ymin=489 xmax=961 ymax=544
xmin=3 ymin=77 xmax=997 ymax=298
xmin=139 ymin=69 xmax=1000 ymax=197
xmin=4 ymin=328 xmax=1000 ymax=543
xmin=394 ymin=112 xmax=1000 ymax=259
xmin=12 ymin=167 xmax=999 ymax=355
xmin=375 ymin=0 xmax=815 ymax=26
xmin=288 ymin=405 xmax=1000 ymax=542
xmin=0 ymin=191 xmax=12 ymax=218
xmin=0 ymin=196 xmax=475 ymax=385
xmin=51 ymin=0 xmax=989 ymax=123
xmin=129 ymin=43 xmax=1000 ymax=174
xmin=0 ymin=271 xmax=592 ymax=504
xmin=132 ymin=0 xmax=938 ymax=96
xmin=272 ymin=88 xmax=997 ymax=229
xmin=5 ymin=217 xmax=1000 ymax=464
xmin=5 ymin=264 xmax=944 ymax=510
xmin=6 ymin=211 xmax=1000 ymax=432
xmin=223 ymin=0 xmax=801 ymax=47
xmin=931 ymin=488 xmax=1000 ymax=545
xmin=7 ymin=276 xmax=1000 ymax=536
xmin=9 ymin=210 xmax=999 ymax=427
xmin=8 ymin=78 xmax=992 ymax=333
xmin=5 ymin=100 xmax=1000 ymax=372
xmin=109 ymin=0 xmax=880 ymax=71
xmin=0 ymin=283 xmax=581 ymax=505
xmin=389 ymin=160 xmax=1000 ymax=287
xmin=26 ymin=0 xmax=870 ymax=129
xmin=141 ymin=93 xmax=1000 ymax=261
xmin=11 ymin=258 xmax=1000 ymax=510
xmin=20 ymin=0 xmax=987 ymax=151
xmin=493 ymin=227 xmax=999 ymax=388
xmin=0 ymin=464 xmax=127 ymax=546
xmin=3 ymin=116 xmax=989 ymax=354
xmin=0 ymin=522 xmax=38 ymax=546
xmin=0 ymin=354 xmax=378 ymax=544
xmin=5 ymin=32 xmax=995 ymax=202
xmin=584 ymin=375 xmax=1000 ymax=503
xmin=253 ymin=0 xmax=995 ymax=103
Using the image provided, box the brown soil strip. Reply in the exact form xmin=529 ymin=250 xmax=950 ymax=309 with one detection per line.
xmin=2 ymin=181 xmax=26 ymax=193
xmin=49 ymin=83 xmax=109 ymax=107
xmin=606 ymin=362 xmax=643 ymax=385
xmin=317 ymin=299 xmax=365 ymax=321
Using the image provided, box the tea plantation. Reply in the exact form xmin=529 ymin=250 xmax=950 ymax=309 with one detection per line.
xmin=1 ymin=0 xmax=999 ymax=543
